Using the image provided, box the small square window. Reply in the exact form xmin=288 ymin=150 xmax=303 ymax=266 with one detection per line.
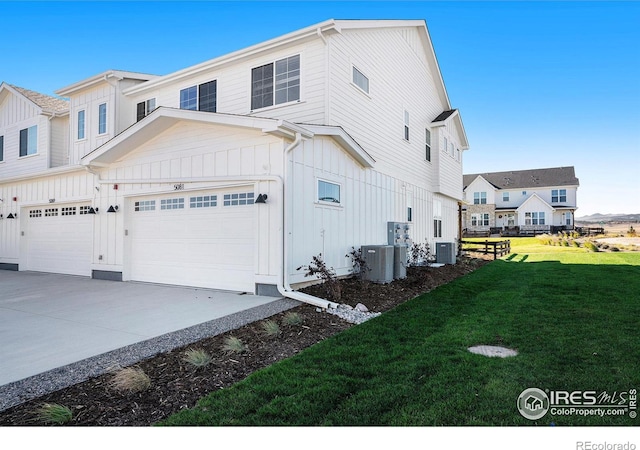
xmin=134 ymin=200 xmax=156 ymax=212
xmin=318 ymin=180 xmax=341 ymax=204
xmin=160 ymin=198 xmax=185 ymax=210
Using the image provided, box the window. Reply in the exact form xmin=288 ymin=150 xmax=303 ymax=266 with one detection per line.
xmin=161 ymin=198 xmax=185 ymax=210
xmin=456 ymin=148 xmax=460 ymax=162
xmin=136 ymin=98 xmax=156 ymax=121
xmin=407 ymin=207 xmax=412 ymax=222
xmin=44 ymin=208 xmax=58 ymax=217
xmin=190 ymin=195 xmax=217 ymax=208
xmin=79 ymin=206 xmax=91 ymax=215
xmin=317 ymin=180 xmax=340 ymax=204
xmin=0 ymin=135 xmax=3 ymax=161
xmin=433 ymin=200 xmax=442 ymax=238
xmin=473 ymin=192 xmax=487 ymax=205
xmin=77 ymin=110 xmax=85 ymax=140
xmin=565 ymin=212 xmax=572 ymax=225
xmin=425 ymin=129 xmax=431 ymax=161
xmin=19 ymin=125 xmax=38 ymax=156
xmin=98 ymin=103 xmax=107 ymax=134
xmin=134 ymin=200 xmax=156 ymax=211
xmin=179 ymin=86 xmax=197 ymax=110
xmin=61 ymin=207 xmax=77 ymax=216
xmin=251 ymin=55 xmax=300 ymax=110
xmin=403 ymin=110 xmax=410 ymax=141
xmin=443 ymin=137 xmax=448 ymax=152
xmin=352 ymin=66 xmax=369 ymax=94
xmin=29 ymin=209 xmax=42 ymax=218
xmin=525 ymin=212 xmax=545 ymax=225
xmin=522 ymin=191 xmax=527 ymax=196
xmin=223 ymin=192 xmax=254 ymax=206
xmin=179 ymin=81 xmax=217 ymax=112
xmin=551 ymin=189 xmax=567 ymax=203
xmin=503 ymin=192 xmax=510 ymax=202
xmin=471 ymin=214 xmax=489 ymax=227
xmin=450 ymin=142 xmax=454 ymax=157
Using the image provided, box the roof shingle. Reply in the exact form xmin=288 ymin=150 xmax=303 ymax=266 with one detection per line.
xmin=8 ymin=84 xmax=69 ymax=114
xmin=464 ymin=166 xmax=579 ymax=190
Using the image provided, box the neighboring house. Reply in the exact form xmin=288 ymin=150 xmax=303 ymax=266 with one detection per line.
xmin=0 ymin=19 xmax=469 ymax=302
xmin=462 ymin=167 xmax=579 ymax=235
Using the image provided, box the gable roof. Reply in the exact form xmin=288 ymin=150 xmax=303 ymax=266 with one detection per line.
xmin=430 ymin=108 xmax=469 ymax=150
xmin=432 ymin=109 xmax=457 ymax=123
xmin=0 ymin=82 xmax=69 ymax=115
xmin=55 ymin=70 xmax=158 ymax=97
xmin=464 ymin=167 xmax=579 ymax=190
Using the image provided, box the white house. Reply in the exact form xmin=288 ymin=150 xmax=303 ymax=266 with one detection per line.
xmin=462 ymin=167 xmax=579 ymax=235
xmin=0 ymin=19 xmax=469 ymax=305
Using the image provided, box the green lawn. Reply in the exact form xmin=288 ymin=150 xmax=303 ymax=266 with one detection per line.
xmin=160 ymin=239 xmax=640 ymax=426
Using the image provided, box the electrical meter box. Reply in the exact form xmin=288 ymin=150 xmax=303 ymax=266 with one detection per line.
xmin=387 ymin=222 xmax=411 ymax=245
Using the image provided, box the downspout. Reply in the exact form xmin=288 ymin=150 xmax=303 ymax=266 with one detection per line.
xmin=277 ymin=132 xmax=339 ymax=309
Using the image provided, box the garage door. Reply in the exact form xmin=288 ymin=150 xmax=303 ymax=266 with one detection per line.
xmin=24 ymin=204 xmax=93 ymax=276
xmin=129 ymin=189 xmax=256 ymax=292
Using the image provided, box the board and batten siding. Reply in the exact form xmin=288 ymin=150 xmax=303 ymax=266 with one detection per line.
xmin=0 ymin=93 xmax=52 ymax=177
xmin=0 ymin=170 xmax=94 ymax=265
xmin=127 ymin=38 xmax=328 ymax=128
xmin=90 ymin=121 xmax=286 ymax=281
xmin=325 ymin=27 xmax=448 ymax=191
xmin=287 ymin=136 xmax=452 ymax=285
xmin=49 ymin=116 xmax=69 ymax=168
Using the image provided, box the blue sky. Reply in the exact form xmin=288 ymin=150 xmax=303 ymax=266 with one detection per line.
xmin=1 ymin=1 xmax=638 ymax=217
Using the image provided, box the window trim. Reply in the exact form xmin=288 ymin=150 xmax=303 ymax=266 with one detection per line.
xmin=250 ymin=54 xmax=301 ymax=111
xmin=316 ymin=179 xmax=342 ymax=206
xmin=136 ymin=98 xmax=157 ymax=121
xmin=19 ymin=125 xmax=38 ymax=157
xmin=98 ymin=103 xmax=107 ymax=135
xmin=551 ymin=189 xmax=567 ymax=203
xmin=503 ymin=192 xmax=510 ymax=202
xmin=473 ymin=191 xmax=487 ymax=205
xmin=179 ymin=81 xmax=217 ymax=112
xmin=351 ymin=65 xmax=369 ymax=94
xmin=425 ymin=128 xmax=431 ymax=162
xmin=77 ymin=109 xmax=86 ymax=140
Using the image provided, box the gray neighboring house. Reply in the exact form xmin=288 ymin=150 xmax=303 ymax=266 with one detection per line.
xmin=462 ymin=166 xmax=579 ymax=236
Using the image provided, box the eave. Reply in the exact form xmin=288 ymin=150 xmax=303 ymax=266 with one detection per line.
xmin=301 ymin=124 xmax=375 ymax=168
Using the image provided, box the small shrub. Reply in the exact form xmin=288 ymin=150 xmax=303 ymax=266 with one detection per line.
xmin=36 ymin=403 xmax=72 ymax=425
xmin=572 ymin=240 xmax=581 ymax=248
xmin=261 ymin=320 xmax=281 ymax=338
xmin=610 ymin=246 xmax=620 ymax=252
xmin=627 ymin=226 xmax=637 ymax=237
xmin=183 ymin=348 xmax=213 ymax=368
xmin=297 ymin=254 xmax=342 ymax=301
xmin=408 ymin=240 xmax=432 ymax=266
xmin=222 ymin=336 xmax=248 ymax=354
xmin=346 ymin=246 xmax=370 ymax=280
xmin=584 ymin=241 xmax=599 ymax=252
xmin=110 ymin=367 xmax=151 ymax=394
xmin=282 ymin=311 xmax=303 ymax=326
xmin=561 ymin=239 xmax=570 ymax=247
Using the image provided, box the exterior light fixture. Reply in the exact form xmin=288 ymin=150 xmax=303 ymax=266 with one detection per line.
xmin=7 ymin=213 xmax=17 ymax=219
xmin=107 ymin=205 xmax=119 ymax=213
xmin=254 ymin=194 xmax=268 ymax=204
xmin=88 ymin=207 xmax=99 ymax=214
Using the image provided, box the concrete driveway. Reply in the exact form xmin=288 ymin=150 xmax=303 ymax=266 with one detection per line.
xmin=0 ymin=271 xmax=291 ymax=390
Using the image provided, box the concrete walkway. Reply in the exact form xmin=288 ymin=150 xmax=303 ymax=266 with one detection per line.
xmin=0 ymin=271 xmax=288 ymax=388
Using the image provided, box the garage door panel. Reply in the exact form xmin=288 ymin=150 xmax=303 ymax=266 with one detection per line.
xmin=129 ymin=191 xmax=256 ymax=292
xmin=24 ymin=205 xmax=92 ymax=277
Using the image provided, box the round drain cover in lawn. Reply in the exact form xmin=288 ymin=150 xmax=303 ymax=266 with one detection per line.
xmin=468 ymin=345 xmax=518 ymax=358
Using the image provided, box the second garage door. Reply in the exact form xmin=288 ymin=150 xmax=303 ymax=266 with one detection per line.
xmin=129 ymin=189 xmax=256 ymax=292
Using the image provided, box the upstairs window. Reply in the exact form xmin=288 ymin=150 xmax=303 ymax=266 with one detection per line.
xmin=425 ymin=129 xmax=431 ymax=161
xmin=473 ymin=192 xmax=487 ymax=205
xmin=251 ymin=55 xmax=300 ymax=110
xmin=352 ymin=66 xmax=369 ymax=94
xmin=403 ymin=110 xmax=410 ymax=141
xmin=19 ymin=125 xmax=38 ymax=156
xmin=180 ymin=80 xmax=217 ymax=112
xmin=0 ymin=135 xmax=3 ymax=161
xmin=98 ymin=103 xmax=107 ymax=134
xmin=503 ymin=192 xmax=510 ymax=202
xmin=77 ymin=110 xmax=85 ymax=140
xmin=551 ymin=189 xmax=567 ymax=203
xmin=136 ymin=98 xmax=157 ymax=121
xmin=443 ymin=137 xmax=448 ymax=152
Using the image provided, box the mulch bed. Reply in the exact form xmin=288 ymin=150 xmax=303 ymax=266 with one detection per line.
xmin=0 ymin=256 xmax=489 ymax=426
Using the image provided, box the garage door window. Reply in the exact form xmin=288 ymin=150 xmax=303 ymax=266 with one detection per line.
xmin=29 ymin=209 xmax=42 ymax=218
xmin=190 ymin=195 xmax=217 ymax=208
xmin=61 ymin=207 xmax=77 ymax=216
xmin=161 ymin=198 xmax=185 ymax=210
xmin=45 ymin=208 xmax=58 ymax=217
xmin=79 ymin=206 xmax=91 ymax=215
xmin=223 ymin=192 xmax=254 ymax=206
xmin=134 ymin=200 xmax=155 ymax=212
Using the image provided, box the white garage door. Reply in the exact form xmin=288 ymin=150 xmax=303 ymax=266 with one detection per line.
xmin=129 ymin=189 xmax=256 ymax=292
xmin=24 ymin=204 xmax=93 ymax=276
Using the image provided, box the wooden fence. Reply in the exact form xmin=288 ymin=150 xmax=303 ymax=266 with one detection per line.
xmin=460 ymin=239 xmax=511 ymax=260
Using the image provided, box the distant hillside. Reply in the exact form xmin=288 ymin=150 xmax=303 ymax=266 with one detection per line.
xmin=576 ymin=213 xmax=640 ymax=223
